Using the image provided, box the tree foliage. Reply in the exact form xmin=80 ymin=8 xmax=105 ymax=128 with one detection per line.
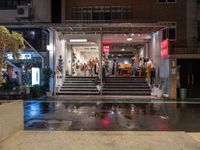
xmin=0 ymin=26 xmax=25 ymax=86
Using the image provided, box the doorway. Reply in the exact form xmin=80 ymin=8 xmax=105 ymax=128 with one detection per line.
xmin=71 ymin=46 xmax=99 ymax=77
xmin=177 ymin=59 xmax=200 ymax=98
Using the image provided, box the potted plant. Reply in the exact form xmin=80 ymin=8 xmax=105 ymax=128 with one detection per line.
xmin=153 ymin=78 xmax=159 ymax=96
xmin=157 ymin=77 xmax=165 ymax=98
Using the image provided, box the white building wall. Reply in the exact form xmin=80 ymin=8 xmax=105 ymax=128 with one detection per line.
xmin=149 ymin=31 xmax=170 ymax=95
xmin=54 ymin=32 xmax=66 ymax=89
xmin=0 ymin=0 xmax=51 ymax=23
xmin=47 ymin=29 xmax=54 ymax=93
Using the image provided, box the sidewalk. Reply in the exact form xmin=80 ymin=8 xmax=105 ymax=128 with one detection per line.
xmin=0 ymin=131 xmax=200 ymax=150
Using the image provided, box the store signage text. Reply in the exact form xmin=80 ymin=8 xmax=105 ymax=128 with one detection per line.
xmin=32 ymin=67 xmax=40 ymax=86
xmin=161 ymin=39 xmax=169 ymax=57
xmin=103 ymin=46 xmax=110 ymax=52
xmin=7 ymin=53 xmax=32 ymax=60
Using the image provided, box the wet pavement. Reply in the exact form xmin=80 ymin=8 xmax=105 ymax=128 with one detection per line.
xmin=24 ymin=100 xmax=200 ymax=132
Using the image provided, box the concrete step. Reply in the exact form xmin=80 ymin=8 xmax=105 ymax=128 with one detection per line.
xmin=102 ymin=91 xmax=151 ymax=95
xmin=105 ymin=83 xmax=148 ymax=86
xmin=57 ymin=91 xmax=100 ymax=95
xmin=63 ymin=81 xmax=99 ymax=83
xmin=61 ymin=86 xmax=97 ymax=88
xmin=65 ymin=77 xmax=98 ymax=80
xmin=106 ymin=76 xmax=146 ymax=79
xmin=60 ymin=88 xmax=98 ymax=91
xmin=62 ymin=83 xmax=97 ymax=86
xmin=102 ymin=88 xmax=151 ymax=91
xmin=103 ymin=85 xmax=149 ymax=89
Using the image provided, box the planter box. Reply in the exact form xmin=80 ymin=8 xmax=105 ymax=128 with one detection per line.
xmin=157 ymin=89 xmax=163 ymax=98
xmin=0 ymin=100 xmax=24 ymax=142
xmin=153 ymin=87 xmax=158 ymax=96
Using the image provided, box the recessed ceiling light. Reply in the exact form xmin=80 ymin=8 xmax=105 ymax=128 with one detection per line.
xmin=127 ymin=37 xmax=133 ymax=41
xmin=69 ymin=39 xmax=87 ymax=42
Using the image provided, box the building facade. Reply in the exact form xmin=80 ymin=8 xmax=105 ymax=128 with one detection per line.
xmin=0 ymin=0 xmax=200 ymax=98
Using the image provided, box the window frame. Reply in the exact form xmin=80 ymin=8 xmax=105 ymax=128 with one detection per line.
xmin=160 ymin=22 xmax=177 ymax=41
xmin=157 ymin=0 xmax=177 ymax=4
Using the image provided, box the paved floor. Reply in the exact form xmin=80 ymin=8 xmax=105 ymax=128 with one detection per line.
xmin=0 ymin=131 xmax=200 ymax=150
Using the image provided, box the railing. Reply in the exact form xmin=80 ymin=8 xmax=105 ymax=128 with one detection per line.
xmin=24 ymin=39 xmax=44 ymax=68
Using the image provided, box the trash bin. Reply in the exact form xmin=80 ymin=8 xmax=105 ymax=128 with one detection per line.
xmin=180 ymin=88 xmax=187 ymax=99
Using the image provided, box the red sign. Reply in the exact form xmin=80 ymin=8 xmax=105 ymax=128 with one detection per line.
xmin=161 ymin=39 xmax=169 ymax=57
xmin=103 ymin=46 xmax=110 ymax=52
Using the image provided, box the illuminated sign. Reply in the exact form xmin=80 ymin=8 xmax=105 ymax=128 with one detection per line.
xmin=161 ymin=39 xmax=169 ymax=57
xmin=7 ymin=53 xmax=32 ymax=60
xmin=103 ymin=46 xmax=110 ymax=52
xmin=32 ymin=68 xmax=40 ymax=86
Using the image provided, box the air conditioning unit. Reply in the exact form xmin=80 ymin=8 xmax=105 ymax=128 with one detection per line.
xmin=17 ymin=5 xmax=31 ymax=18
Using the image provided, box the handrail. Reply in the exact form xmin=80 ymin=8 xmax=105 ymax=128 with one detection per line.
xmin=23 ymin=39 xmax=44 ymax=68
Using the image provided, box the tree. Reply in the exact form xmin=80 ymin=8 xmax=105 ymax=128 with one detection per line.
xmin=0 ymin=26 xmax=25 ymax=86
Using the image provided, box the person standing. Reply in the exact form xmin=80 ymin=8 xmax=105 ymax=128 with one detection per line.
xmin=132 ymin=60 xmax=136 ymax=77
xmin=112 ymin=59 xmax=117 ymax=76
xmin=150 ymin=65 xmax=156 ymax=85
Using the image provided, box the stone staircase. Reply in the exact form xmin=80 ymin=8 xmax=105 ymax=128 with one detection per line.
xmin=57 ymin=77 xmax=100 ymax=95
xmin=102 ymin=77 xmax=151 ymax=95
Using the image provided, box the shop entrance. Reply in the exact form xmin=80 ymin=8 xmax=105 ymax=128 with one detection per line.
xmin=102 ymin=34 xmax=151 ymax=78
xmin=177 ymin=59 xmax=200 ymax=98
xmin=71 ymin=45 xmax=99 ymax=77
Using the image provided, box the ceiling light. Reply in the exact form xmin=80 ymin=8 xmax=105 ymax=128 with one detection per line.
xmin=121 ymin=48 xmax=125 ymax=51
xmin=131 ymin=33 xmax=135 ymax=36
xmin=127 ymin=37 xmax=133 ymax=41
xmin=69 ymin=39 xmax=87 ymax=42
xmin=118 ymin=54 xmax=122 ymax=57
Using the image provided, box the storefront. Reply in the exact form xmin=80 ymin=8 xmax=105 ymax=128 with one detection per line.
xmin=47 ymin=23 xmax=170 ymax=96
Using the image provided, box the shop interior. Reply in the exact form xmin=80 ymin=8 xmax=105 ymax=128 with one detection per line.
xmin=102 ymin=33 xmax=151 ymax=77
xmin=72 ymin=45 xmax=99 ymax=76
xmin=61 ymin=32 xmax=154 ymax=78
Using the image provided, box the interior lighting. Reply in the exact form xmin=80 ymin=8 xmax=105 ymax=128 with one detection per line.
xmin=127 ymin=37 xmax=133 ymax=41
xmin=121 ymin=48 xmax=125 ymax=51
xmin=69 ymin=39 xmax=87 ymax=42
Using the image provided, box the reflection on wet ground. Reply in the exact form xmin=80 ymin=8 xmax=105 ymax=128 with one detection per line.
xmin=24 ymin=101 xmax=200 ymax=132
